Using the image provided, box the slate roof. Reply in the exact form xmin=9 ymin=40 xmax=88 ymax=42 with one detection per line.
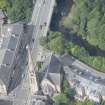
xmin=0 ymin=99 xmax=13 ymax=105
xmin=47 ymin=73 xmax=61 ymax=87
xmin=1 ymin=38 xmax=10 ymax=48
xmin=0 ymin=49 xmax=5 ymax=64
xmin=8 ymin=36 xmax=18 ymax=50
xmin=32 ymin=100 xmax=45 ymax=105
xmin=0 ymin=64 xmax=12 ymax=88
xmin=42 ymin=54 xmax=62 ymax=73
xmin=60 ymin=53 xmax=75 ymax=66
xmin=0 ymin=23 xmax=23 ymax=88
xmin=2 ymin=23 xmax=23 ymax=37
xmin=3 ymin=50 xmax=14 ymax=66
xmin=0 ymin=23 xmax=23 ymax=66
xmin=38 ymin=54 xmax=62 ymax=86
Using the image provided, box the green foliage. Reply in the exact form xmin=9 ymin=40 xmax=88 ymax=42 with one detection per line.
xmin=39 ymin=36 xmax=48 ymax=48
xmin=76 ymin=99 xmax=93 ymax=105
xmin=65 ymin=42 xmax=105 ymax=72
xmin=48 ymin=31 xmax=60 ymax=40
xmin=53 ymin=79 xmax=76 ymax=105
xmin=62 ymin=79 xmax=70 ymax=92
xmin=53 ymin=93 xmax=93 ymax=105
xmin=0 ymin=0 xmax=7 ymax=9
xmin=63 ymin=0 xmax=105 ymax=50
xmin=48 ymin=35 xmax=64 ymax=54
xmin=53 ymin=93 xmax=69 ymax=105
xmin=82 ymin=99 xmax=93 ymax=105
xmin=66 ymin=42 xmax=89 ymax=58
xmin=36 ymin=62 xmax=42 ymax=70
xmin=64 ymin=88 xmax=76 ymax=99
xmin=1 ymin=0 xmax=33 ymax=22
xmin=40 ymin=31 xmax=65 ymax=54
xmin=101 ymin=101 xmax=105 ymax=105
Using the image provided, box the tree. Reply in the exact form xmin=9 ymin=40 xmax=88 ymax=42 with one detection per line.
xmin=92 ymin=57 xmax=102 ymax=69
xmin=6 ymin=0 xmax=33 ymax=22
xmin=65 ymin=41 xmax=105 ymax=72
xmin=82 ymin=99 xmax=93 ymax=105
xmin=66 ymin=42 xmax=89 ymax=58
xmin=62 ymin=79 xmax=70 ymax=92
xmin=53 ymin=93 xmax=69 ymax=105
xmin=101 ymin=101 xmax=105 ymax=105
xmin=62 ymin=0 xmax=105 ymax=50
xmin=48 ymin=31 xmax=61 ymax=41
xmin=59 ymin=0 xmax=105 ymax=72
xmin=48 ymin=35 xmax=64 ymax=54
xmin=76 ymin=99 xmax=93 ymax=105
xmin=40 ymin=31 xmax=65 ymax=54
xmin=64 ymin=88 xmax=76 ymax=99
xmin=39 ymin=36 xmax=48 ymax=48
xmin=0 ymin=0 xmax=7 ymax=10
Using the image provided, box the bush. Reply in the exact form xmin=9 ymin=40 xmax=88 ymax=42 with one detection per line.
xmin=53 ymin=93 xmax=69 ymax=105
xmin=5 ymin=0 xmax=33 ymax=22
xmin=40 ymin=31 xmax=65 ymax=54
xmin=62 ymin=0 xmax=105 ymax=50
xmin=65 ymin=42 xmax=105 ymax=72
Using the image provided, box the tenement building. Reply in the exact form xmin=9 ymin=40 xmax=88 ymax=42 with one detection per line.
xmin=61 ymin=54 xmax=105 ymax=103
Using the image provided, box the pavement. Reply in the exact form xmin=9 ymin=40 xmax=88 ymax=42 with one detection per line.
xmin=31 ymin=0 xmax=55 ymax=64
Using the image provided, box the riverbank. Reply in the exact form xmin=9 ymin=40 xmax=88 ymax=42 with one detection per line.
xmin=50 ymin=0 xmax=105 ymax=72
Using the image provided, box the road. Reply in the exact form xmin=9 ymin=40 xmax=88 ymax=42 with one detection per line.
xmin=61 ymin=54 xmax=105 ymax=79
xmin=31 ymin=0 xmax=55 ymax=64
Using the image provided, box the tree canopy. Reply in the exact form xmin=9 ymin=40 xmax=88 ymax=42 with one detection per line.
xmin=65 ymin=42 xmax=105 ymax=72
xmin=0 ymin=0 xmax=33 ymax=22
xmin=0 ymin=0 xmax=7 ymax=9
xmin=63 ymin=0 xmax=105 ymax=50
xmin=40 ymin=31 xmax=65 ymax=54
xmin=76 ymin=99 xmax=93 ymax=105
xmin=53 ymin=93 xmax=69 ymax=105
xmin=60 ymin=0 xmax=105 ymax=72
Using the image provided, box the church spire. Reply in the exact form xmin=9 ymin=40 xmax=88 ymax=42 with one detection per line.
xmin=26 ymin=45 xmax=38 ymax=95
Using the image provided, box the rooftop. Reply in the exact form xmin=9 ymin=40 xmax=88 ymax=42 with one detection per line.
xmin=42 ymin=54 xmax=62 ymax=73
xmin=0 ymin=23 xmax=23 ymax=89
xmin=0 ymin=9 xmax=5 ymax=20
xmin=68 ymin=65 xmax=105 ymax=86
xmin=0 ymin=99 xmax=13 ymax=105
xmin=61 ymin=54 xmax=105 ymax=86
xmin=37 ymin=54 xmax=62 ymax=88
xmin=64 ymin=66 xmax=105 ymax=96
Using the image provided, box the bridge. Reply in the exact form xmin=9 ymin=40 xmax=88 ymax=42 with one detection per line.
xmin=25 ymin=0 xmax=56 ymax=104
xmin=31 ymin=0 xmax=55 ymax=64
